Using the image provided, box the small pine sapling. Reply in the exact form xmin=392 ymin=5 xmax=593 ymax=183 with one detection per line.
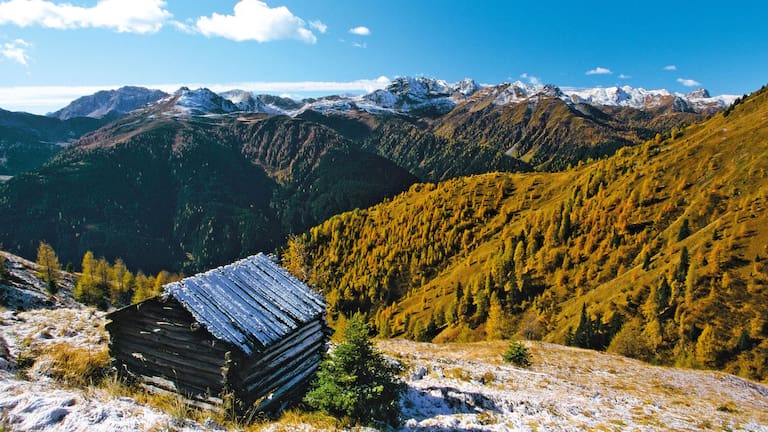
xmin=502 ymin=339 xmax=532 ymax=368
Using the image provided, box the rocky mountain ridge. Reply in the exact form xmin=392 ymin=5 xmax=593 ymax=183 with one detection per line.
xmin=47 ymin=77 xmax=738 ymax=122
xmin=48 ymin=86 xmax=168 ymax=120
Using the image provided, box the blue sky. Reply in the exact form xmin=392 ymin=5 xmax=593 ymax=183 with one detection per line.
xmin=0 ymin=0 xmax=766 ymax=114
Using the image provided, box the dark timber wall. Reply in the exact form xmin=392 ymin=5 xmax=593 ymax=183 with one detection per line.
xmin=106 ymin=253 xmax=328 ymax=414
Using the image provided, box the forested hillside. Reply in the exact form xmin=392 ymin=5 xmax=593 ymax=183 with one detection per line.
xmin=0 ymin=109 xmax=108 ymax=175
xmin=0 ymin=113 xmax=415 ymax=273
xmin=285 ymin=85 xmax=768 ymax=381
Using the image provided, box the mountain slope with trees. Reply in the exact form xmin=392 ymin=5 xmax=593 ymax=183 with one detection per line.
xmin=0 ymin=111 xmax=415 ymax=273
xmin=0 ymin=109 xmax=108 ymax=175
xmin=285 ymin=84 xmax=768 ymax=381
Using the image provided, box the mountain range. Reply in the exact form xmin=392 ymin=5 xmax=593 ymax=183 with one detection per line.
xmin=0 ymin=77 xmax=737 ymax=179
xmin=48 ymin=77 xmax=737 ymax=119
xmin=0 ymin=76 xmax=740 ymax=274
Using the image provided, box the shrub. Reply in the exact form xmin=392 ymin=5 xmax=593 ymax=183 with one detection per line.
xmin=304 ymin=314 xmax=404 ymax=426
xmin=41 ymin=342 xmax=111 ymax=386
xmin=502 ymin=339 xmax=532 ymax=368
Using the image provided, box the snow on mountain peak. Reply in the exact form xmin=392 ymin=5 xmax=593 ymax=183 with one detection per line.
xmin=172 ymin=87 xmax=238 ymax=115
xmin=120 ymin=77 xmax=739 ymax=119
xmin=358 ymin=77 xmax=481 ymax=114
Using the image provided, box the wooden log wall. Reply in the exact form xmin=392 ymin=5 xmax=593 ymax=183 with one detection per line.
xmin=107 ymin=297 xmax=232 ymax=407
xmin=107 ymin=295 xmax=328 ymax=415
xmin=230 ymin=316 xmax=327 ymax=413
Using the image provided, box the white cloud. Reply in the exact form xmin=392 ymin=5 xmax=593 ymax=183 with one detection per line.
xmin=169 ymin=20 xmax=196 ymax=34
xmin=309 ymin=20 xmax=327 ymax=34
xmin=586 ymin=67 xmax=612 ymax=75
xmin=1 ymin=38 xmax=30 ymax=66
xmin=618 ymin=74 xmax=631 ymax=79
xmin=196 ymin=0 xmax=316 ymax=43
xmin=352 ymin=42 xmax=367 ymax=49
xmin=663 ymin=65 xmax=677 ymax=71
xmin=520 ymin=73 xmax=541 ymax=86
xmin=0 ymin=0 xmax=171 ymax=34
xmin=677 ymin=78 xmax=701 ymax=87
xmin=0 ymin=77 xmax=393 ymax=114
xmin=349 ymin=26 xmax=370 ymax=36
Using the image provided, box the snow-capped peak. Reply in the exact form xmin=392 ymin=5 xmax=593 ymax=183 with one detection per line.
xmin=686 ymin=88 xmax=711 ymax=99
xmin=219 ymin=90 xmax=299 ymax=115
xmin=564 ymin=85 xmax=737 ymax=113
xmin=358 ymin=77 xmax=482 ymax=114
xmin=171 ymin=87 xmax=239 ymax=115
xmin=98 ymin=77 xmax=738 ymax=119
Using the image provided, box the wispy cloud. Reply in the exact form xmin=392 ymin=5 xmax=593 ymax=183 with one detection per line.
xmin=349 ymin=26 xmax=370 ymax=36
xmin=309 ymin=20 xmax=327 ymax=34
xmin=1 ymin=38 xmax=30 ymax=66
xmin=677 ymin=78 xmax=701 ymax=87
xmin=663 ymin=65 xmax=677 ymax=71
xmin=618 ymin=74 xmax=631 ymax=79
xmin=352 ymin=42 xmax=367 ymax=49
xmin=169 ymin=19 xmax=196 ymax=34
xmin=196 ymin=0 xmax=317 ymax=43
xmin=0 ymin=0 xmax=170 ymax=34
xmin=586 ymin=67 xmax=612 ymax=75
xmin=0 ymin=77 xmax=393 ymax=114
xmin=520 ymin=73 xmax=541 ymax=86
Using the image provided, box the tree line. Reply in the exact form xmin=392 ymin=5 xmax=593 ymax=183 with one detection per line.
xmin=33 ymin=241 xmax=182 ymax=308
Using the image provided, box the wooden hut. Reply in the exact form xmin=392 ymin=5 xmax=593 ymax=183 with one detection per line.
xmin=106 ymin=253 xmax=327 ymax=414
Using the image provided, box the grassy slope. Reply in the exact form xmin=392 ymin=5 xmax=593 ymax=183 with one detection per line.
xmin=3 ymin=306 xmax=765 ymax=430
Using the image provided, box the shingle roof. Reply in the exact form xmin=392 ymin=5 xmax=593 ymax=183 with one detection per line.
xmin=163 ymin=253 xmax=325 ymax=355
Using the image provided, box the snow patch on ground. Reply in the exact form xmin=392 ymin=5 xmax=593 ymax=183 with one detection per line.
xmin=384 ymin=340 xmax=768 ymax=431
xmin=0 ymin=376 xmax=203 ymax=432
xmin=2 ymin=306 xmax=767 ymax=431
xmin=0 ymin=308 xmax=215 ymax=431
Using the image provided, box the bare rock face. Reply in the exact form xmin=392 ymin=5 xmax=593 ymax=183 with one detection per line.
xmin=49 ymin=86 xmax=168 ymax=120
xmin=0 ymin=252 xmax=77 ymax=311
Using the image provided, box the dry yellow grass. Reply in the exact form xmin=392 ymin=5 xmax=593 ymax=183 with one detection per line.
xmin=378 ymin=338 xmax=768 ymax=430
xmin=39 ymin=342 xmax=111 ymax=387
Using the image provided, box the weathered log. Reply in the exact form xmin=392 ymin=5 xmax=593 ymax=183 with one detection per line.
xmin=238 ymin=319 xmax=324 ymax=376
xmin=111 ymin=340 xmax=224 ymax=379
xmin=109 ymin=325 xmax=230 ymax=353
xmin=249 ymin=360 xmax=320 ymax=413
xmin=136 ymin=378 xmax=222 ymax=411
xmin=115 ymin=357 xmax=223 ymax=396
xmin=237 ymin=333 xmax=324 ymax=388
xmin=241 ymin=348 xmax=322 ymax=394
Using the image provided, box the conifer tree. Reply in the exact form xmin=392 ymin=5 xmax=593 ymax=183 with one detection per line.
xmin=674 ymin=247 xmax=690 ymax=283
xmin=75 ymin=251 xmax=103 ymax=305
xmin=305 ymin=314 xmax=404 ymax=426
xmin=0 ymin=253 xmax=9 ymax=283
xmin=502 ymin=339 xmax=532 ymax=367
xmin=695 ymin=324 xmax=719 ymax=367
xmin=677 ymin=218 xmax=691 ymax=241
xmin=485 ymin=292 xmax=505 ymax=340
xmin=110 ymin=259 xmax=132 ymax=306
xmin=36 ymin=242 xmax=60 ymax=294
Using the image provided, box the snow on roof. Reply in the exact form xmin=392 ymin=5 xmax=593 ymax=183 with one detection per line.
xmin=163 ymin=253 xmax=325 ymax=355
